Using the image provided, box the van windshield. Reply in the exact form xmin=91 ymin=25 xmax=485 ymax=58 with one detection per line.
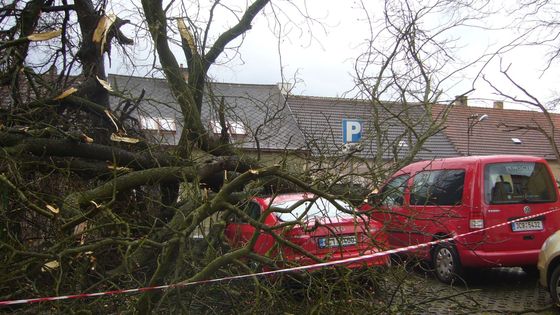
xmin=484 ymin=162 xmax=556 ymax=204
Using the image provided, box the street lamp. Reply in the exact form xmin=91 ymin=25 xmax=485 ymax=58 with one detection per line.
xmin=467 ymin=113 xmax=489 ymax=156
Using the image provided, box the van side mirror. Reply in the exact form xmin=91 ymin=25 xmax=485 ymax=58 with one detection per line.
xmin=367 ymin=193 xmax=382 ymax=207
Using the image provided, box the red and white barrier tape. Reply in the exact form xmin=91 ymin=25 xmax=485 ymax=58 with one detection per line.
xmin=1 ymin=207 xmax=558 ymax=307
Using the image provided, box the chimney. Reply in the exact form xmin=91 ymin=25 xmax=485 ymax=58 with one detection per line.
xmin=179 ymin=64 xmax=188 ymax=81
xmin=277 ymin=82 xmax=292 ymax=95
xmin=493 ymin=101 xmax=503 ymax=109
xmin=454 ymin=95 xmax=468 ymax=106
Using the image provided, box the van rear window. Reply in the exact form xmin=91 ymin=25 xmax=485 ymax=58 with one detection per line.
xmin=484 ymin=162 xmax=556 ymax=204
xmin=411 ymin=170 xmax=465 ymax=206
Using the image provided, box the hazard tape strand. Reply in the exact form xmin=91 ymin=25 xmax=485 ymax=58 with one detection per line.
xmin=1 ymin=207 xmax=558 ymax=307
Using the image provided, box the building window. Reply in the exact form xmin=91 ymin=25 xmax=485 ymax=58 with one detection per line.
xmin=140 ymin=116 xmax=176 ymax=132
xmin=210 ymin=120 xmax=246 ymax=136
xmin=158 ymin=118 xmax=176 ymax=132
xmin=140 ymin=116 xmax=158 ymax=130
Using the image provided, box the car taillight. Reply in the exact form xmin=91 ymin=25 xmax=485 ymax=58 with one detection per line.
xmin=469 ymin=218 xmax=484 ymax=229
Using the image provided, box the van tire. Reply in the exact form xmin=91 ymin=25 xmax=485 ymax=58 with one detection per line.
xmin=432 ymin=243 xmax=463 ymax=284
xmin=550 ymin=265 xmax=560 ymax=306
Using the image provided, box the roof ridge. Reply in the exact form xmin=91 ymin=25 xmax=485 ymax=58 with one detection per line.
xmin=433 ymin=103 xmax=560 ymax=116
xmin=107 ymin=73 xmax=279 ymax=88
xmin=287 ymin=95 xmax=429 ymax=107
xmin=287 ymin=95 xmax=359 ymax=101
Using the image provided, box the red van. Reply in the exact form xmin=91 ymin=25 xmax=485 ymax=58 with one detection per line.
xmin=362 ymin=155 xmax=560 ymax=283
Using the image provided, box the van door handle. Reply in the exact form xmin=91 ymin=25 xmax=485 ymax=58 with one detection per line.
xmin=487 ymin=209 xmax=501 ymax=213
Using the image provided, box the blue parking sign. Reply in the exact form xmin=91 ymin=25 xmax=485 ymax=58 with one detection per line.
xmin=342 ymin=119 xmax=362 ymax=143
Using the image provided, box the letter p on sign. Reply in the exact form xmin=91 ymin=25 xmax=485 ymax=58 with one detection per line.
xmin=342 ymin=119 xmax=362 ymax=143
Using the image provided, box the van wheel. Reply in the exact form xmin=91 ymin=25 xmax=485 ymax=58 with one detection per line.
xmin=432 ymin=243 xmax=462 ymax=284
xmin=550 ymin=265 xmax=560 ymax=306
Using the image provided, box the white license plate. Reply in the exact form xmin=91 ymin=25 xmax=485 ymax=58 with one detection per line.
xmin=511 ymin=221 xmax=543 ymax=232
xmin=318 ymin=235 xmax=357 ymax=248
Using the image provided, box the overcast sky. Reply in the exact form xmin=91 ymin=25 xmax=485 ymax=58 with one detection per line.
xmin=110 ymin=0 xmax=559 ymax=110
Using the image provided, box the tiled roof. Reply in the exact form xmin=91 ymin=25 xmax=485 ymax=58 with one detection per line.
xmin=108 ymin=74 xmax=306 ymax=151
xmin=433 ymin=104 xmax=560 ymax=160
xmin=202 ymin=82 xmax=306 ymax=151
xmin=286 ymin=96 xmax=459 ymax=160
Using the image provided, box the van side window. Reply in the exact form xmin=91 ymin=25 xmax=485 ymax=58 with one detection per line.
xmin=485 ymin=162 xmax=556 ymax=204
xmin=411 ymin=170 xmax=465 ymax=206
xmin=381 ymin=174 xmax=409 ymax=207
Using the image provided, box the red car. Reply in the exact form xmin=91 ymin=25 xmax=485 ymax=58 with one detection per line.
xmin=224 ymin=193 xmax=389 ymax=270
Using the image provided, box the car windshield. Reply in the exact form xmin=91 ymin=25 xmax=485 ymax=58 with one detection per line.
xmin=484 ymin=162 xmax=557 ymax=204
xmin=273 ymin=197 xmax=354 ymax=221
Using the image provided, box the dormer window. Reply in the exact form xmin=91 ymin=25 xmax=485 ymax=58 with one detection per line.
xmin=158 ymin=118 xmax=177 ymax=132
xmin=140 ymin=116 xmax=158 ymax=130
xmin=210 ymin=120 xmax=246 ymax=135
xmin=140 ymin=116 xmax=176 ymax=132
xmin=511 ymin=138 xmax=522 ymax=144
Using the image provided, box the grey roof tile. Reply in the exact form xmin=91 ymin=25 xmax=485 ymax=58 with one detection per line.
xmin=286 ymin=96 xmax=459 ymax=160
xmin=108 ymin=74 xmax=306 ymax=150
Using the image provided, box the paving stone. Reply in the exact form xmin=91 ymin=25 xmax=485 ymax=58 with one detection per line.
xmin=384 ymin=267 xmax=556 ymax=314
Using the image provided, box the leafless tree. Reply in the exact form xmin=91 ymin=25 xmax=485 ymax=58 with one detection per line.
xmin=342 ymin=0 xmax=486 ymax=185
xmin=477 ymin=0 xmax=560 ymax=161
xmin=0 ymin=0 xmax=516 ymax=313
xmin=483 ymin=63 xmax=560 ymax=160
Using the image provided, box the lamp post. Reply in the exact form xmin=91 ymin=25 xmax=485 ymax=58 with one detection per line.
xmin=467 ymin=113 xmax=489 ymax=156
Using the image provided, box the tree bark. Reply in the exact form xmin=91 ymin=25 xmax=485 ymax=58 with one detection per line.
xmin=141 ymin=0 xmax=207 ymax=156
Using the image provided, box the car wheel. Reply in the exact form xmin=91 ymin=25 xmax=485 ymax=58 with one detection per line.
xmin=432 ymin=243 xmax=463 ymax=284
xmin=550 ymin=265 xmax=560 ymax=306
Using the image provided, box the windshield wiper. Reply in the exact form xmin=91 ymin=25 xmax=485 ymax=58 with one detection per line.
xmin=521 ymin=198 xmax=546 ymax=204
